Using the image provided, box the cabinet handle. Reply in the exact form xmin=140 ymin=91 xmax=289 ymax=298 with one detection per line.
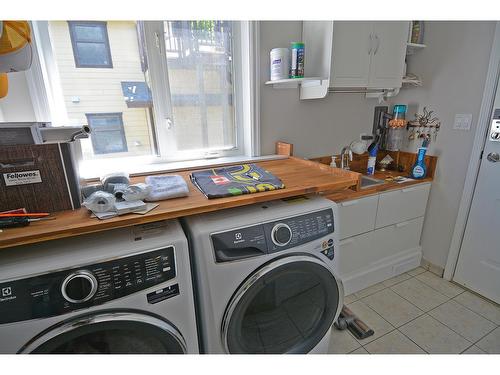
xmin=341 ymin=199 xmax=359 ymax=207
xmin=340 ymin=238 xmax=354 ymax=246
xmin=402 ymin=187 xmax=419 ymax=193
xmin=368 ymin=33 xmax=373 ymax=55
xmin=395 ymin=221 xmax=410 ymax=228
xmin=374 ymin=34 xmax=380 ymax=55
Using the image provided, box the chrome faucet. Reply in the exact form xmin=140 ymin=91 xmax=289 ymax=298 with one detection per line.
xmin=340 ymin=145 xmax=353 ymax=170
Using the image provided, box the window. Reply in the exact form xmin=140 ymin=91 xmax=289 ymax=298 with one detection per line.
xmin=68 ymin=21 xmax=113 ymax=68
xmin=29 ymin=21 xmax=258 ymax=177
xmin=86 ymin=113 xmax=127 ymax=154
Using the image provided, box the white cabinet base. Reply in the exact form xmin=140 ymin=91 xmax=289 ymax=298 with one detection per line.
xmin=340 ymin=247 xmax=422 ymax=296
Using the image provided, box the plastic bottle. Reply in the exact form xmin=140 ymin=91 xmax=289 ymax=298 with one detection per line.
xmin=366 ymin=140 xmax=378 ymax=175
xmin=410 ymin=139 xmax=429 ymax=179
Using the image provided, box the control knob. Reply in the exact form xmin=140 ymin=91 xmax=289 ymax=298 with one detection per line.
xmin=271 ymin=223 xmax=293 ymax=246
xmin=61 ymin=270 xmax=98 ymax=304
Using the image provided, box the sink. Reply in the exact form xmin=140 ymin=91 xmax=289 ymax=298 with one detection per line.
xmin=359 ymin=175 xmax=385 ymax=189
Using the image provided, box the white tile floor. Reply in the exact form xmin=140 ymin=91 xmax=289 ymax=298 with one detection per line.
xmin=328 ymin=267 xmax=500 ymax=354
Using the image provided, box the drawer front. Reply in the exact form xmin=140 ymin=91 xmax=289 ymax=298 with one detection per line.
xmin=337 ymin=231 xmax=374 ymax=277
xmin=372 ymin=217 xmax=424 ymax=260
xmin=376 ymin=183 xmax=431 ymax=229
xmin=338 ymin=195 xmax=378 ymax=240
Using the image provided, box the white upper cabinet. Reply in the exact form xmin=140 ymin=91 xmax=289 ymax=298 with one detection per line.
xmin=300 ymin=21 xmax=410 ymax=99
xmin=330 ymin=22 xmax=373 ymax=88
xmin=368 ymin=22 xmax=410 ymax=89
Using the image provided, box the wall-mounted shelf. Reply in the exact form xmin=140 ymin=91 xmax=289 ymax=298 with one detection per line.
xmin=406 ymin=42 xmax=426 ymax=55
xmin=265 ymin=77 xmax=328 ymax=89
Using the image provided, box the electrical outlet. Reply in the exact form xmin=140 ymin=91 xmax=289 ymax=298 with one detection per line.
xmin=453 ymin=114 xmax=472 ymax=131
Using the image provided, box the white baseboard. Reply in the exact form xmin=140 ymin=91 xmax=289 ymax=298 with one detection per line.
xmin=340 ymin=247 xmax=422 ymax=296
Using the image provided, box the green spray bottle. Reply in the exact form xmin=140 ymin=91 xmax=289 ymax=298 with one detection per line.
xmin=410 ymin=138 xmax=429 ymax=179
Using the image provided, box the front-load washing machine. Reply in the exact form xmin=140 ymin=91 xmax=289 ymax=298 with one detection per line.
xmin=0 ymin=220 xmax=198 ymax=354
xmin=182 ymin=196 xmax=344 ymax=354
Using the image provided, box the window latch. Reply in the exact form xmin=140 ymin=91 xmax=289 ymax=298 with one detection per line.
xmin=166 ymin=118 xmax=173 ymax=130
xmin=154 ymin=32 xmax=162 ymax=54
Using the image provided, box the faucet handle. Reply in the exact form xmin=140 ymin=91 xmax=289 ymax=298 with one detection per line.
xmin=348 ymin=149 xmax=353 ymax=161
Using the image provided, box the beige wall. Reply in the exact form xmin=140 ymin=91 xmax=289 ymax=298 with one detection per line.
xmin=49 ymin=21 xmax=153 ymax=158
xmin=259 ymin=21 xmax=378 ymax=157
xmin=389 ymin=21 xmax=496 ymax=269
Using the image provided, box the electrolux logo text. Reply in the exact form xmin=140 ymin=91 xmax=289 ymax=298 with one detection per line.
xmin=0 ymin=286 xmax=16 ymax=303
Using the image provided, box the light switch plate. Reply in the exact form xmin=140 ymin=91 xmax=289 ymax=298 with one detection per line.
xmin=453 ymin=114 xmax=472 ymax=131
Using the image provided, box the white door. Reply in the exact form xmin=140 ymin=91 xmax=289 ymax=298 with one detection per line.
xmin=368 ymin=21 xmax=409 ymax=89
xmin=330 ymin=21 xmax=372 ymax=88
xmin=454 ymin=83 xmax=500 ymax=304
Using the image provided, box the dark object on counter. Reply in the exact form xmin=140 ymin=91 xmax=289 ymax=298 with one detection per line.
xmin=372 ymin=106 xmax=391 ymax=150
xmin=0 ymin=216 xmax=55 ymax=229
xmin=190 ymin=163 xmax=285 ymax=199
xmin=0 ymin=143 xmax=81 ymax=213
xmin=334 ymin=305 xmax=374 ymax=340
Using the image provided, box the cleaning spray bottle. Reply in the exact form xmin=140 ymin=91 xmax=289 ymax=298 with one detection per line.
xmin=410 ymin=138 xmax=429 ymax=179
xmin=366 ymin=136 xmax=379 ymax=175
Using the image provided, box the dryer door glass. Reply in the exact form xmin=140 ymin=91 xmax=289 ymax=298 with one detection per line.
xmin=222 ymin=255 xmax=342 ymax=353
xmin=21 ymin=312 xmax=187 ymax=354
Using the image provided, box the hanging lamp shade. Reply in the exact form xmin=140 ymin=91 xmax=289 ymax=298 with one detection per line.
xmin=0 ymin=21 xmax=32 ymax=73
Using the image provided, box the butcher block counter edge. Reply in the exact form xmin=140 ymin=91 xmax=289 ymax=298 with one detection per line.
xmin=0 ymin=157 xmax=360 ymax=249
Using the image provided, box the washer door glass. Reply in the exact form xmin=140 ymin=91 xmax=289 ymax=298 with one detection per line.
xmin=23 ymin=312 xmax=186 ymax=354
xmin=223 ymin=255 xmax=342 ymax=354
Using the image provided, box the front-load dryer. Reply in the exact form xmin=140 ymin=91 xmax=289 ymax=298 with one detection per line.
xmin=182 ymin=195 xmax=344 ymax=354
xmin=0 ymin=220 xmax=198 ymax=354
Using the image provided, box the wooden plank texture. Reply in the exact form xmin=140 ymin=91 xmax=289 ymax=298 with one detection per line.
xmin=0 ymin=157 xmax=360 ymax=249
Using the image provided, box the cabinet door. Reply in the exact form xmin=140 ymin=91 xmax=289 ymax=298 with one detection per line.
xmin=368 ymin=21 xmax=409 ymax=89
xmin=337 ymin=195 xmax=378 ymax=240
xmin=376 ymin=183 xmax=431 ymax=229
xmin=330 ymin=21 xmax=372 ymax=88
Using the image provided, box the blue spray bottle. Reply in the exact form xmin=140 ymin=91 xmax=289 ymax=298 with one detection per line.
xmin=410 ymin=138 xmax=429 ymax=179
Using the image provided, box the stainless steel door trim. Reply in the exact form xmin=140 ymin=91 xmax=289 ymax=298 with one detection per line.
xmin=61 ymin=270 xmax=98 ymax=304
xmin=220 ymin=254 xmax=344 ymax=353
xmin=19 ymin=311 xmax=187 ymax=354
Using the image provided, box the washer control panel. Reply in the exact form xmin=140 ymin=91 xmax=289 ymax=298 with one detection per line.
xmin=211 ymin=209 xmax=335 ymax=262
xmin=0 ymin=247 xmax=176 ymax=324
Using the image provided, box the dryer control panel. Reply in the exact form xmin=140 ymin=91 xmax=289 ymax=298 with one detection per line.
xmin=0 ymin=247 xmax=176 ymax=325
xmin=211 ymin=209 xmax=335 ymax=262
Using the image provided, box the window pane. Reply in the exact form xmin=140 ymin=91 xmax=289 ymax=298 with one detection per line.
xmin=73 ymin=24 xmax=106 ymax=42
xmin=87 ymin=114 xmax=128 ymax=154
xmin=164 ymin=21 xmax=236 ymax=152
xmin=48 ymin=21 xmax=157 ymax=160
xmin=75 ymin=42 xmax=110 ymax=66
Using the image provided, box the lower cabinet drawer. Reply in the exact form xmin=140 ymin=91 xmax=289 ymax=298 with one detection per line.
xmin=337 ymin=216 xmax=424 ymax=277
xmin=372 ymin=216 xmax=424 ymax=260
xmin=337 ymin=231 xmax=374 ymax=277
xmin=376 ymin=183 xmax=431 ymax=229
xmin=337 ymin=194 xmax=378 ymax=240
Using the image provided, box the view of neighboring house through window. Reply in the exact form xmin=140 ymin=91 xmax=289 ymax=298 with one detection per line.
xmin=68 ymin=21 xmax=113 ymax=68
xmin=48 ymin=21 xmax=156 ymax=160
xmin=41 ymin=20 xmax=239 ymax=165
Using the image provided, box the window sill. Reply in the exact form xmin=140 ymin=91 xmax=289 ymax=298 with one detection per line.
xmin=80 ymin=154 xmax=288 ymax=182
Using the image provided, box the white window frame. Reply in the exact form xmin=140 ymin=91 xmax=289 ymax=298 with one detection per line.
xmin=27 ymin=20 xmax=261 ymax=178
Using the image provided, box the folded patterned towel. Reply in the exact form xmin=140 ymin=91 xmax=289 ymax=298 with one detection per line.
xmin=144 ymin=175 xmax=189 ymax=201
xmin=190 ymin=163 xmax=285 ymax=199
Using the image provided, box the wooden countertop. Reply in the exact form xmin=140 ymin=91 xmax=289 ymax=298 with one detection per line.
xmin=0 ymin=157 xmax=360 ymax=249
xmin=324 ymin=170 xmax=433 ymax=202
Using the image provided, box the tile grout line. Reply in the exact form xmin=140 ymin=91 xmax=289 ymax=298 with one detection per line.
xmin=451 ymin=294 xmax=500 ymax=327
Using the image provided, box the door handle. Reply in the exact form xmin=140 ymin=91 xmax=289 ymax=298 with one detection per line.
xmin=368 ymin=33 xmax=373 ymax=55
xmin=487 ymin=152 xmax=499 ymax=162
